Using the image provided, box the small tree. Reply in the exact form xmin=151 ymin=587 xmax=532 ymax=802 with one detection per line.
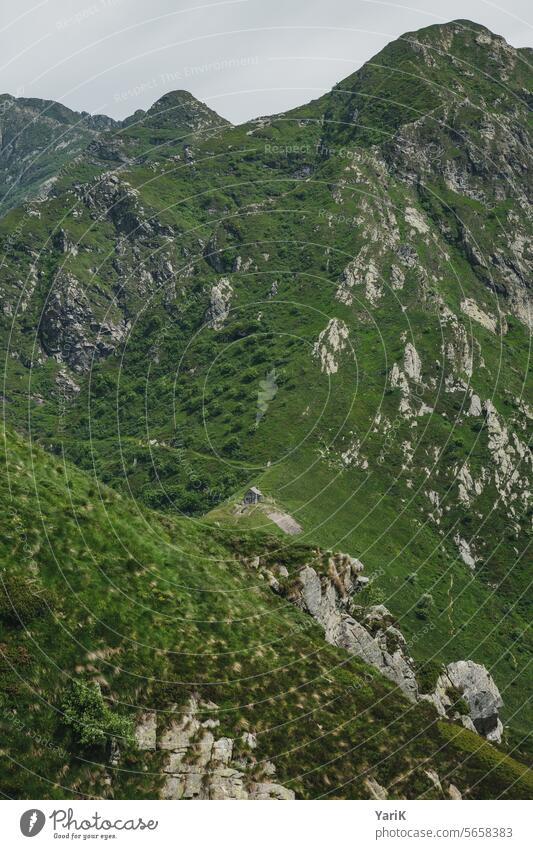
xmin=62 ymin=681 xmax=134 ymax=747
xmin=415 ymin=592 xmax=434 ymax=620
xmin=223 ymin=436 xmax=242 ymax=456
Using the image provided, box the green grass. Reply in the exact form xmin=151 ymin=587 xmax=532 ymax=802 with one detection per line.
xmin=1 ymin=425 xmax=532 ymax=799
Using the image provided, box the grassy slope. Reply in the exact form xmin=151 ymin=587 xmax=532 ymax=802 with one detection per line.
xmin=1 ymin=425 xmax=532 ymax=799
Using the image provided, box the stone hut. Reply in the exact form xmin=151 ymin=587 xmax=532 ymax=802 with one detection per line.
xmin=243 ymin=487 xmax=263 ymax=505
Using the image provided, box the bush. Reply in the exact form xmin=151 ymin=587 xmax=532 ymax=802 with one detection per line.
xmin=414 ymin=659 xmax=443 ymax=694
xmin=222 ymin=320 xmax=261 ymax=341
xmin=62 ymin=681 xmax=134 ymax=748
xmin=223 ymin=436 xmax=241 ymax=456
xmin=445 ymin=685 xmax=470 ymax=718
xmin=0 ymin=574 xmax=50 ymax=627
xmin=415 ymin=592 xmax=434 ymax=620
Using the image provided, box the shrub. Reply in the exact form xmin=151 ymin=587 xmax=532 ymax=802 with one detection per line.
xmin=445 ymin=685 xmax=470 ymax=718
xmin=414 ymin=659 xmax=443 ymax=694
xmin=0 ymin=574 xmax=50 ymax=627
xmin=223 ymin=436 xmax=241 ymax=456
xmin=415 ymin=592 xmax=434 ymax=620
xmin=62 ymin=681 xmax=134 ymax=748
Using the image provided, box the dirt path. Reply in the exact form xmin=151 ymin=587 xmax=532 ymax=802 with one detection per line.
xmin=266 ymin=511 xmax=302 ymax=535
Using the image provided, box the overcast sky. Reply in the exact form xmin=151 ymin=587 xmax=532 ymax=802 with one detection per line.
xmin=1 ymin=0 xmax=531 ymax=124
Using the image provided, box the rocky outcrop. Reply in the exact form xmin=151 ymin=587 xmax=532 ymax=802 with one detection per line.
xmin=38 ymin=271 xmax=128 ymax=372
xmin=383 ymin=67 xmax=532 ymax=330
xmin=205 ymin=278 xmax=233 ymax=329
xmin=403 ymin=342 xmax=422 ymax=382
xmin=136 ymin=711 xmax=157 ymax=750
xmin=250 ymin=550 xmax=505 ymax=739
xmin=52 ymin=228 xmax=78 ymax=256
xmin=135 ymin=697 xmax=294 ymax=800
xmin=483 ymin=400 xmax=532 ymax=517
xmin=81 ymin=174 xmax=154 ymax=238
xmin=313 ymin=318 xmax=350 ymax=375
xmin=256 ymin=551 xmax=419 ymax=702
xmin=460 ymin=298 xmax=497 ymax=334
xmin=364 ymin=777 xmax=388 ymax=799
xmin=453 ymin=535 xmax=478 ymax=570
xmin=389 ymin=343 xmax=430 ymax=420
xmin=424 ymin=661 xmax=504 ymax=743
xmin=54 ymin=368 xmax=80 ymax=397
xmin=298 ymin=562 xmax=419 ymax=701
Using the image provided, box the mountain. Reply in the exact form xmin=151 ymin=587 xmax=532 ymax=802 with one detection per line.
xmin=0 ymin=90 xmax=229 ymax=216
xmin=0 ymin=95 xmax=118 ymax=216
xmin=123 ymin=89 xmax=230 ymax=132
xmin=0 ymin=19 xmax=532 ymax=797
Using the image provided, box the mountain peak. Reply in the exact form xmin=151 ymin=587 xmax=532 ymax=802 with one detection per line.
xmin=305 ymin=17 xmax=526 ymax=149
xmin=400 ymin=17 xmax=510 ymax=49
xmin=123 ymin=89 xmax=230 ymax=133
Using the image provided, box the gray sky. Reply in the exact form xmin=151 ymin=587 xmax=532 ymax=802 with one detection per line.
xmin=1 ymin=0 xmax=531 ymax=124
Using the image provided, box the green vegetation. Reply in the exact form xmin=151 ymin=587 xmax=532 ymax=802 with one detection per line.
xmin=62 ymin=681 xmax=134 ymax=747
xmin=0 ymin=19 xmax=531 ymax=797
xmin=0 ymin=425 xmax=531 ymax=799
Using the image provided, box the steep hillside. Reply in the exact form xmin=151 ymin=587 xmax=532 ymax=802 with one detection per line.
xmin=0 ymin=90 xmax=229 ymax=216
xmin=0 ymin=17 xmax=531 ymax=774
xmin=1 ymin=425 xmax=532 ymax=799
xmin=0 ymin=95 xmax=118 ymax=216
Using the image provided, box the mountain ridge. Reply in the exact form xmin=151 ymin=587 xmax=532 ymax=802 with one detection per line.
xmin=0 ymin=88 xmax=230 ymax=216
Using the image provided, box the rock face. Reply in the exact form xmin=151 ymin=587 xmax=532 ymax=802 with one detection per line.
xmin=297 ymin=561 xmax=419 ymax=701
xmin=205 ymin=278 xmax=233 ymax=329
xmin=403 ymin=342 xmax=422 ymax=382
xmin=135 ymin=711 xmax=157 ymax=750
xmin=250 ymin=549 xmax=505 ymax=740
xmin=39 ymin=271 xmax=128 ymax=372
xmin=460 ymin=298 xmax=497 ymax=334
xmin=425 ymin=661 xmax=504 ymax=743
xmin=379 ymin=24 xmax=533 ymax=330
xmin=364 ymin=777 xmax=388 ymax=800
xmin=135 ymin=697 xmax=295 ymax=800
xmin=313 ymin=318 xmax=350 ymax=375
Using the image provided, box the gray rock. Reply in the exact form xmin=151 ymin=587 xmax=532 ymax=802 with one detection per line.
xmin=424 ymin=660 xmax=503 ymax=743
xmin=364 ymin=777 xmax=388 ymax=800
xmin=448 ymin=783 xmax=462 ymax=800
xmin=39 ymin=271 xmax=128 ymax=372
xmin=212 ymin=736 xmax=233 ymax=765
xmin=205 ymin=278 xmax=233 ymax=329
xmin=446 ymin=660 xmax=503 ymax=742
xmin=241 ymin=732 xmax=257 ymax=749
xmin=297 ymin=565 xmax=419 ymax=700
xmin=158 ymin=696 xmax=294 ymax=800
xmin=135 ymin=712 xmax=157 ymax=751
xmin=249 ymin=782 xmax=295 ymax=800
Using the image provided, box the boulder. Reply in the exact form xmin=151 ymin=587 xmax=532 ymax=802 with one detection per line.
xmin=446 ymin=660 xmax=503 ymax=742
xmin=424 ymin=660 xmax=503 ymax=742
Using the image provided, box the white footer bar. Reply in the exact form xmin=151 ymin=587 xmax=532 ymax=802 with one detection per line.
xmin=3 ymin=799 xmax=530 ymax=848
